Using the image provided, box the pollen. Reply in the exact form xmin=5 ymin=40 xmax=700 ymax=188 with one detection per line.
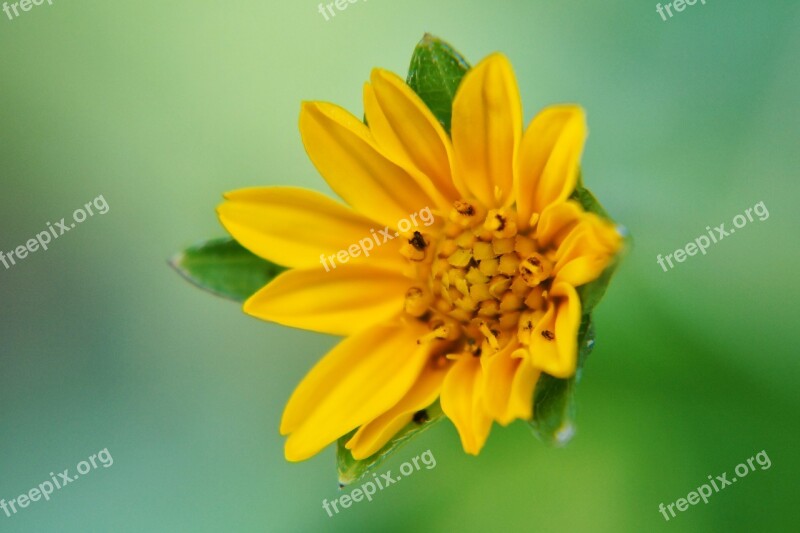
xmin=406 ymin=199 xmax=562 ymax=357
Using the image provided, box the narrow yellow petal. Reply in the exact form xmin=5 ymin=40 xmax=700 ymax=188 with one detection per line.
xmin=441 ymin=357 xmax=493 ymax=455
xmin=346 ymin=362 xmax=447 ymax=460
xmin=529 ymin=283 xmax=580 ymax=378
xmin=217 ymin=186 xmax=403 ymax=270
xmin=365 ymin=69 xmax=463 ymax=203
xmin=481 ymin=342 xmax=518 ymax=424
xmin=299 ymin=101 xmax=435 ymax=230
xmin=516 ymin=105 xmax=587 ymax=228
xmin=482 ymin=346 xmax=541 ymax=425
xmin=507 ymin=355 xmax=541 ymax=422
xmin=555 ymin=255 xmax=610 ymax=288
xmin=552 ymin=282 xmax=581 ymax=375
xmin=283 ymin=320 xmax=430 ymax=461
xmin=244 ymin=265 xmax=413 ymax=336
xmin=452 ymin=53 xmax=522 ymax=208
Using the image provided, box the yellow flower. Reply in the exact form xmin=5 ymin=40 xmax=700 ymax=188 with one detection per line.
xmin=217 ymin=53 xmax=622 ymax=461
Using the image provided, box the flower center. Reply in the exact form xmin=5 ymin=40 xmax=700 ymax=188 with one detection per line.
xmin=402 ymin=200 xmax=557 ymax=355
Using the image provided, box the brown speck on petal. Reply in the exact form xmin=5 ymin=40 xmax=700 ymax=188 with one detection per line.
xmin=409 ymin=231 xmax=427 ymax=251
xmin=454 ymin=200 xmax=476 ymax=216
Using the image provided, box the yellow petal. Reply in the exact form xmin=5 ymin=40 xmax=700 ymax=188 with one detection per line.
xmin=555 ymin=255 xmax=611 ymax=288
xmin=507 ymin=355 xmax=541 ymax=422
xmin=481 ymin=342 xmax=517 ymax=424
xmin=451 ymin=53 xmax=522 ymax=208
xmin=529 ymin=283 xmax=580 ymax=378
xmin=535 ymin=200 xmax=584 ymax=249
xmin=553 ymin=214 xmax=621 ymax=287
xmin=283 ymin=320 xmax=430 ymax=461
xmin=299 ymin=101 xmax=435 ymax=230
xmin=516 ymin=105 xmax=587 ymax=228
xmin=244 ymin=265 xmax=413 ymax=336
xmin=345 ymin=362 xmax=447 ymax=460
xmin=217 ymin=186 xmax=403 ymax=270
xmin=364 ymin=69 xmax=462 ymax=203
xmin=482 ymin=344 xmax=541 ymax=425
xmin=440 ymin=356 xmax=493 ymax=455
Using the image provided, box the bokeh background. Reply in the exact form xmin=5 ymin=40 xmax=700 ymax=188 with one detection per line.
xmin=1 ymin=0 xmax=798 ymax=531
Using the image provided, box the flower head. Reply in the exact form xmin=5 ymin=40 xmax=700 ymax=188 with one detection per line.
xmin=217 ymin=50 xmax=622 ymax=462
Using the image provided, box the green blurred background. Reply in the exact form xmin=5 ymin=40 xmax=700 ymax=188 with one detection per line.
xmin=1 ymin=0 xmax=798 ymax=531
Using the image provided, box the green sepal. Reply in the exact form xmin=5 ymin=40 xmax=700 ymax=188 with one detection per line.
xmin=571 ymin=173 xmax=611 ymax=221
xmin=406 ymin=34 xmax=471 ymax=134
xmin=170 ymin=237 xmax=286 ymax=302
xmin=529 ymin=318 xmax=595 ymax=445
xmin=336 ymin=402 xmax=444 ymax=487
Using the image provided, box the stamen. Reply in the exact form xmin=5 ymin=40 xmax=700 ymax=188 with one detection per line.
xmin=469 ymin=283 xmax=492 ymax=302
xmin=465 ymin=267 xmax=488 ymax=285
xmin=484 ymin=209 xmax=517 ymax=239
xmin=478 ymin=321 xmax=500 ymax=351
xmin=447 ymin=248 xmax=473 ymax=268
xmin=523 ymin=286 xmax=545 ymax=310
xmin=478 ymin=257 xmax=499 ymax=276
xmin=400 ymin=240 xmax=426 ymax=261
xmin=519 ymin=253 xmax=553 ymax=287
xmin=518 ymin=317 xmax=534 ymax=345
xmin=404 ymin=286 xmax=430 ymax=317
xmin=488 ymin=276 xmax=512 ymax=298
xmin=400 ymin=193 xmax=560 ymax=352
xmin=492 ymin=237 xmax=515 ymax=255
xmin=451 ymin=200 xmax=483 ymax=228
xmin=473 ymin=241 xmax=495 ymax=261
xmin=455 ymin=231 xmax=475 ymax=249
xmin=477 ymin=299 xmax=500 ymax=317
xmin=497 ymin=253 xmax=520 ymax=276
xmin=416 ymin=325 xmax=449 ymax=345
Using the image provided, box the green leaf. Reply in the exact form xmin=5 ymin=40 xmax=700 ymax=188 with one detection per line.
xmin=571 ymin=172 xmax=611 ymax=220
xmin=529 ymin=318 xmax=595 ymax=446
xmin=406 ymin=34 xmax=471 ymax=134
xmin=577 ymin=256 xmax=621 ymax=317
xmin=336 ymin=402 xmax=444 ymax=487
xmin=170 ymin=237 xmax=286 ymax=302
